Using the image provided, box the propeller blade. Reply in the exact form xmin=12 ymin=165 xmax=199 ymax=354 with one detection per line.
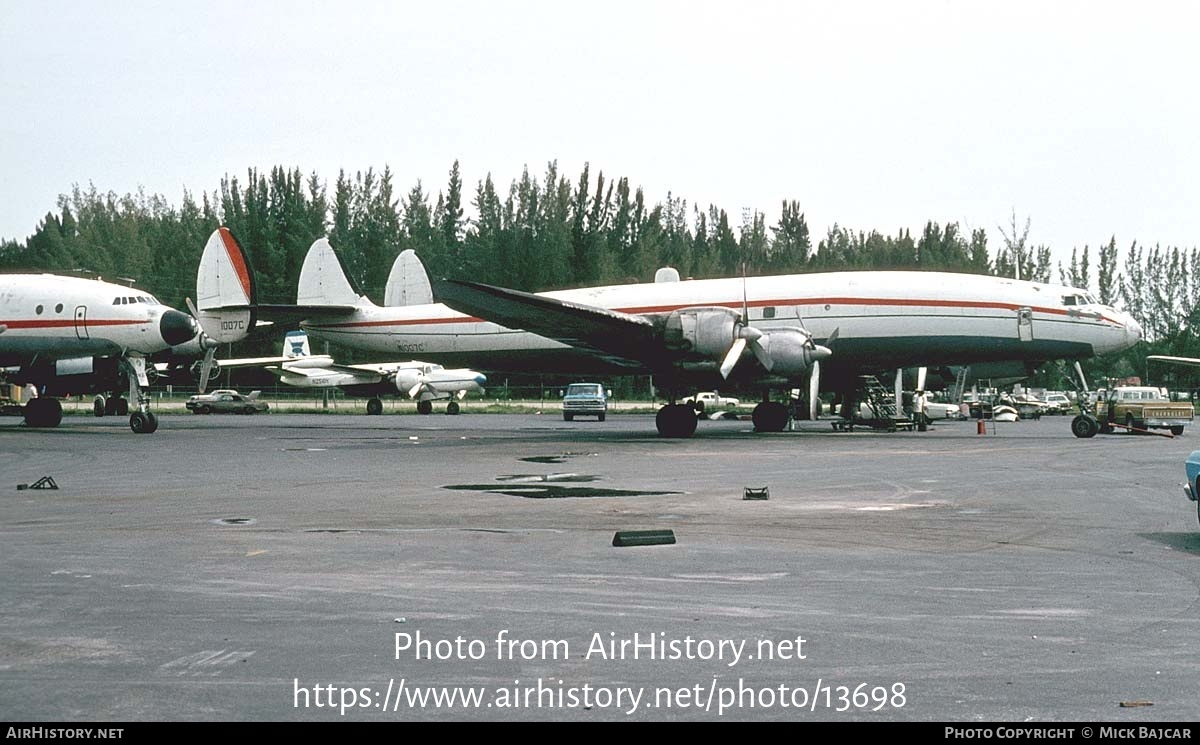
xmin=826 ymin=327 xmax=840 ymax=346
xmin=748 ymin=336 xmax=773 ymax=371
xmin=719 ymin=337 xmax=748 ymax=379
xmin=916 ymin=365 xmax=927 ymax=394
xmin=197 ymin=347 xmax=216 ymax=394
xmin=408 ymin=382 xmax=424 ymax=399
xmin=809 ymin=360 xmax=821 ymax=420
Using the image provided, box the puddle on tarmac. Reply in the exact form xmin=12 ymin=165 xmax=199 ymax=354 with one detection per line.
xmin=519 ymin=452 xmax=598 ymax=464
xmin=443 ymin=483 xmax=680 ymax=499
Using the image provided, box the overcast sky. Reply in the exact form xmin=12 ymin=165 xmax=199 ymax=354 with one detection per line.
xmin=2 ymin=0 xmax=1197 ymax=273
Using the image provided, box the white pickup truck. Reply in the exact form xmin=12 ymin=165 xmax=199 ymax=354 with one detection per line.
xmin=684 ymin=391 xmax=741 ymax=413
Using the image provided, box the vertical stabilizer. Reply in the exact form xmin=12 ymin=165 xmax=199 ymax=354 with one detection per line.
xmin=283 ymin=330 xmax=311 ymax=359
xmin=297 ymin=238 xmax=368 ymax=307
xmin=384 ymin=249 xmax=435 ymax=306
xmin=194 ymin=227 xmax=254 ymax=343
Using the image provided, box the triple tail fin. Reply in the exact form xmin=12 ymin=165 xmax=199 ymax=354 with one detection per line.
xmin=384 ymin=249 xmax=434 ymax=306
xmin=297 ymin=238 xmax=372 ymax=307
xmin=194 ymin=227 xmax=255 ymax=344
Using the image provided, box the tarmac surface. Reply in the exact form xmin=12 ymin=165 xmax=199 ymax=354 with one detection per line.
xmin=2 ymin=411 xmax=1199 ymax=721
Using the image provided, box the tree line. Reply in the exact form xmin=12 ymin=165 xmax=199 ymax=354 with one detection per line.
xmin=1 ymin=161 xmax=1197 ymax=389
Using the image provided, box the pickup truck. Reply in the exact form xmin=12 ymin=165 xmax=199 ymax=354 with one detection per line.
xmin=683 ymin=391 xmax=740 ymax=413
xmin=1094 ymin=386 xmax=1193 ymax=435
xmin=561 ymin=383 xmax=609 ymax=421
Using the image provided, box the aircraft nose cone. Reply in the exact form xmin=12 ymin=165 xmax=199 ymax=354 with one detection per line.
xmin=475 ymin=373 xmax=488 ymax=387
xmin=160 ymin=309 xmax=197 ymax=347
xmin=1127 ymin=316 xmax=1143 ymax=343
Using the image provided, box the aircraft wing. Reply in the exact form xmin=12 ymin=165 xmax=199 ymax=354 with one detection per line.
xmin=434 ymin=280 xmax=659 ymax=369
xmin=1147 ymin=355 xmax=1200 ymax=368
xmin=268 ymin=365 xmax=386 ymax=386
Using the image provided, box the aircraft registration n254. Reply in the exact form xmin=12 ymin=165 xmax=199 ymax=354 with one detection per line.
xmin=277 ymin=236 xmax=1142 ymax=437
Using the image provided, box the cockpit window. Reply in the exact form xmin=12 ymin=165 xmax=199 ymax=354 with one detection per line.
xmin=1061 ymin=293 xmax=1092 ymax=307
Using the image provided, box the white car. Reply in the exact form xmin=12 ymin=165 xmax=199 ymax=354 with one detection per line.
xmin=1041 ymin=393 xmax=1073 ymax=414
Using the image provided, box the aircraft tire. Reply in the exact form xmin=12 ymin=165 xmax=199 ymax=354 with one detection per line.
xmin=655 ymin=404 xmax=696 ymax=438
xmin=417 ymin=400 xmax=433 ymax=415
xmin=752 ymin=401 xmax=789 ymax=433
xmin=115 ymin=398 xmax=129 ymax=416
xmin=130 ymin=411 xmax=158 ymax=434
xmin=366 ymin=398 xmax=383 ymax=415
xmin=446 ymin=401 xmax=460 ymax=415
xmin=25 ymin=398 xmax=63 ymax=428
xmin=94 ymin=396 xmax=106 ymax=417
xmin=1071 ymin=414 xmax=1098 ymax=438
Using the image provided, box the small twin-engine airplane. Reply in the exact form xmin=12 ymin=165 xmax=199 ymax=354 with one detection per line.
xmin=213 ymin=329 xmax=487 ymax=415
xmin=268 ymin=235 xmax=1141 ymax=438
xmin=0 ymin=227 xmax=255 ymax=432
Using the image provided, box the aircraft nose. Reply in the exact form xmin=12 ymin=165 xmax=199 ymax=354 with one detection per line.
xmin=475 ymin=373 xmax=488 ymax=387
xmin=1126 ymin=315 xmax=1143 ymax=344
xmin=160 ymin=309 xmax=198 ymax=347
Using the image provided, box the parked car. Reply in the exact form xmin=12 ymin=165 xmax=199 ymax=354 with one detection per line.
xmin=1041 ymin=392 xmax=1074 ymax=415
xmin=561 ymin=383 xmax=609 ymax=421
xmin=683 ymin=391 xmax=740 ymax=412
xmin=1183 ymin=450 xmax=1200 ymax=527
xmin=186 ymin=390 xmax=269 ymax=415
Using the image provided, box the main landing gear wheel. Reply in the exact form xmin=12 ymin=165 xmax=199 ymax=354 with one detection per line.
xmin=25 ymin=397 xmax=63 ymax=428
xmin=115 ymin=398 xmax=129 ymax=416
xmin=752 ymin=401 xmax=790 ymax=432
xmin=130 ymin=410 xmax=158 ymax=434
xmin=366 ymin=397 xmax=383 ymax=416
xmin=94 ymin=396 xmax=106 ymax=418
xmin=446 ymin=400 xmax=460 ymax=415
xmin=417 ymin=400 xmax=433 ymax=415
xmin=1071 ymin=414 xmax=1099 ymax=438
xmin=655 ymin=404 xmax=697 ymax=438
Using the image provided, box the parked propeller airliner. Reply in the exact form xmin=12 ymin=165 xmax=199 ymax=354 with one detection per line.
xmin=250 ymin=236 xmax=1138 ymax=437
xmin=0 ymin=275 xmax=198 ymax=432
xmin=0 ymin=228 xmax=255 ymax=433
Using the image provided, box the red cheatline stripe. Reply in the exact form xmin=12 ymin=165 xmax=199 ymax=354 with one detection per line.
xmin=305 ymin=297 xmax=1124 ymax=329
xmin=219 ymin=227 xmax=253 ymax=301
xmin=0 ymin=319 xmax=145 ymax=329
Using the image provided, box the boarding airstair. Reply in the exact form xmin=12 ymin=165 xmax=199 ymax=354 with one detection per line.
xmin=833 ymin=376 xmax=915 ymax=431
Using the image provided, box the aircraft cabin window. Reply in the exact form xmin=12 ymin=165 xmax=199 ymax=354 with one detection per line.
xmin=762 ymin=307 xmax=776 ymax=319
xmin=35 ymin=304 xmax=43 ymax=314
xmin=55 ymin=303 xmax=63 ymax=313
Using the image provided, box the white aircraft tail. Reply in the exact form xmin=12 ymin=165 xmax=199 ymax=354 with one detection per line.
xmin=384 ymin=249 xmax=434 ymax=306
xmin=194 ymin=227 xmax=255 ymax=343
xmin=298 ymin=238 xmax=371 ymax=307
xmin=283 ymin=330 xmax=311 ymax=359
